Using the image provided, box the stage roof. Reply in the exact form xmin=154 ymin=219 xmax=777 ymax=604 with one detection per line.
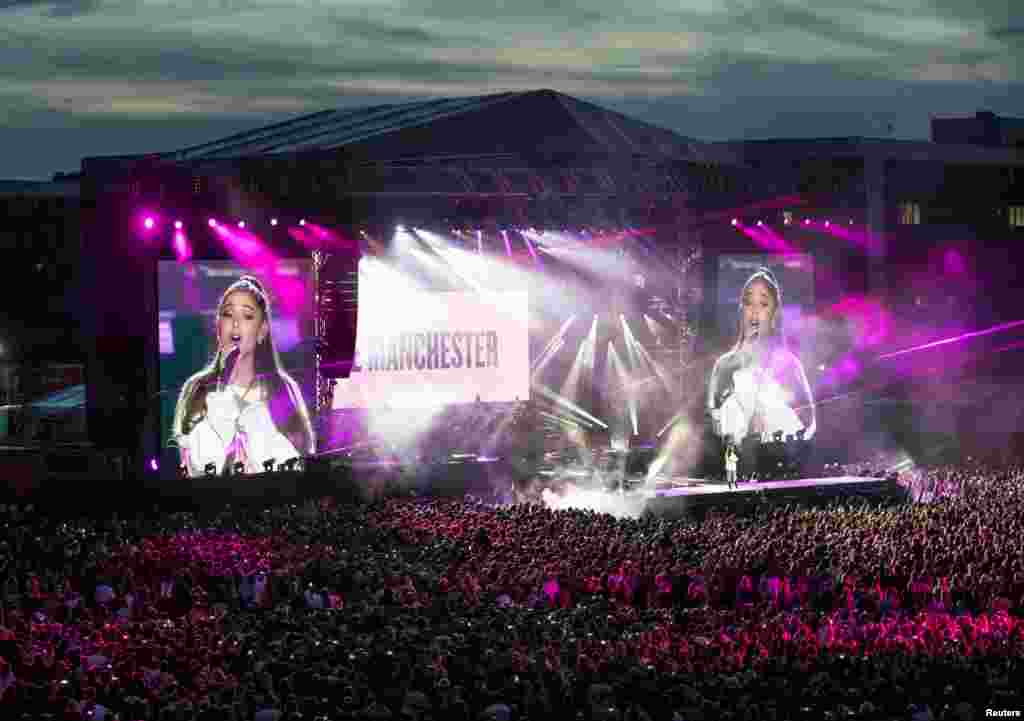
xmin=160 ymin=89 xmax=708 ymax=164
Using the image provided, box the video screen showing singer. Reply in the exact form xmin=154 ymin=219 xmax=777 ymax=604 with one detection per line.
xmin=171 ymin=276 xmax=314 ymax=477
xmin=707 ymin=268 xmax=816 ymax=446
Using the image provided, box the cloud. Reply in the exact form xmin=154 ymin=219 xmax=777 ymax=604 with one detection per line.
xmin=1 ymin=0 xmax=1023 ymax=178
xmin=991 ymin=25 xmax=1024 ymax=41
xmin=0 ymin=0 xmax=104 ymax=16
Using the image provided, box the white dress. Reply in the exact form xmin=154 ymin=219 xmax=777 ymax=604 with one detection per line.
xmin=709 ymin=348 xmax=808 ymax=445
xmin=717 ymin=365 xmax=804 ymax=444
xmin=177 ymin=385 xmax=300 ymax=477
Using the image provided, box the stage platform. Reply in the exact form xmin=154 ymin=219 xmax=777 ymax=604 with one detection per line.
xmin=640 ymin=474 xmax=905 ymax=518
xmin=2 ymin=440 xmax=907 ymax=517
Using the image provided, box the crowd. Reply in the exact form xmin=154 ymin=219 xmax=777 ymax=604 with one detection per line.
xmin=0 ymin=459 xmax=1023 ymax=720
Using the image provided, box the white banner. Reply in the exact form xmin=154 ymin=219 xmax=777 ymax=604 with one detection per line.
xmin=332 ymin=290 xmax=530 ymax=408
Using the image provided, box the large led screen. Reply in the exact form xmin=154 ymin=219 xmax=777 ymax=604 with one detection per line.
xmin=158 ymin=261 xmax=316 ymax=477
xmin=708 ymin=254 xmax=817 ymax=447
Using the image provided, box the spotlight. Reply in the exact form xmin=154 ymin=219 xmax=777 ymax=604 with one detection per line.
xmin=848 ymin=219 xmax=854 ymax=225
xmin=270 ymin=218 xmax=278 ymax=226
xmin=148 ymin=458 xmax=159 ymax=472
xmin=396 ymin=224 xmax=405 ymax=232
xmin=824 ymin=220 xmax=830 ymax=227
xmin=756 ymin=220 xmax=764 ymax=226
xmin=731 ymin=218 xmax=739 ymax=226
xmin=263 ymin=458 xmax=276 ymax=473
xmin=208 ymin=218 xmax=217 ymax=228
xmin=804 ymin=219 xmax=811 ymax=226
xmin=143 ymin=217 xmax=155 ymax=230
xmin=299 ymin=219 xmax=306 ymax=226
xmin=237 ymin=220 xmax=246 ymax=229
xmin=173 ymin=220 xmax=183 ymax=230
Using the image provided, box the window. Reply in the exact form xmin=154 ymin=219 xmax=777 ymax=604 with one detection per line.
xmin=1010 ymin=206 xmax=1024 ymax=228
xmin=898 ymin=202 xmax=921 ymax=225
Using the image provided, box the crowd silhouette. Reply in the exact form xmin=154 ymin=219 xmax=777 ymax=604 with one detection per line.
xmin=0 ymin=457 xmax=1022 ymax=720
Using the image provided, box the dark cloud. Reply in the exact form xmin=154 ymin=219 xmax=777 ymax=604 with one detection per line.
xmin=609 ymin=77 xmax=1024 ymax=141
xmin=724 ymin=2 xmax=910 ymax=54
xmin=991 ymin=25 xmax=1024 ymax=40
xmin=0 ymin=0 xmax=104 ymax=16
xmin=922 ymin=0 xmax=1017 ymax=43
xmin=399 ymin=0 xmax=606 ymax=27
xmin=326 ymin=15 xmax=467 ymax=47
xmin=1 ymin=0 xmax=1023 ymax=179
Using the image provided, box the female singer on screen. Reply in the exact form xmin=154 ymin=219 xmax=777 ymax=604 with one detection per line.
xmin=707 ymin=268 xmax=816 ymax=446
xmin=172 ymin=275 xmax=314 ymax=477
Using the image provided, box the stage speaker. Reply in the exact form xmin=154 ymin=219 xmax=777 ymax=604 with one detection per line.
xmin=319 ymin=252 xmax=359 ymax=379
xmin=87 ymin=334 xmax=149 ymax=451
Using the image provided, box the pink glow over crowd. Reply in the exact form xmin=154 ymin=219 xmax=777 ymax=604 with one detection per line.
xmin=0 ymin=461 xmax=1022 ymax=720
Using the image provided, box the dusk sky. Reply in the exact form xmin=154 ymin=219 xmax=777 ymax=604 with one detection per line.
xmin=2 ymin=0 xmax=1021 ymax=179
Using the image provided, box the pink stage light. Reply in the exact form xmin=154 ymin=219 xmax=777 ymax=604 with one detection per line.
xmin=270 ymin=218 xmax=278 ymax=226
xmin=824 ymin=220 xmax=831 ymax=227
xmin=173 ymin=232 xmax=192 ymax=263
xmin=756 ymin=220 xmax=764 ymax=226
xmin=299 ymin=219 xmax=306 ymax=226
xmin=804 ymin=219 xmax=811 ymax=225
xmin=237 ymin=220 xmax=246 ymax=229
xmin=143 ymin=216 xmax=155 ymax=230
xmin=208 ymin=218 xmax=217 ymax=228
xmin=731 ymin=218 xmax=739 ymax=226
xmin=174 ymin=220 xmax=183 ymax=230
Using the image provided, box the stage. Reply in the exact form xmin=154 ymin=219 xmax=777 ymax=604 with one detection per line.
xmin=1 ymin=439 xmax=907 ymax=516
xmin=637 ymin=474 xmax=905 ymax=518
xmin=539 ymin=471 xmax=905 ymax=518
xmin=651 ymin=474 xmax=887 ymax=496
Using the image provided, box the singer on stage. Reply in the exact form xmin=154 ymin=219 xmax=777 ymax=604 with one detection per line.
xmin=171 ymin=275 xmax=314 ymax=477
xmin=707 ymin=268 xmax=815 ymax=447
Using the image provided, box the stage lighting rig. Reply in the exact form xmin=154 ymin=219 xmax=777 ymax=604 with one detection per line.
xmin=233 ymin=461 xmax=245 ymax=475
xmin=263 ymin=459 xmax=276 ymax=473
xmin=204 ymin=463 xmax=217 ymax=477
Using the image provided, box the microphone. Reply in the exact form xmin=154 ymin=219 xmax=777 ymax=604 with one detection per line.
xmin=745 ymin=328 xmax=762 ymax=366
xmin=221 ymin=346 xmax=241 ymax=388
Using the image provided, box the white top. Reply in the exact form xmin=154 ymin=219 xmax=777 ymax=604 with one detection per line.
xmin=725 ymin=450 xmax=738 ymax=472
xmin=177 ymin=385 xmax=300 ymax=477
xmin=722 ymin=364 xmax=804 ymax=443
xmin=711 ymin=362 xmax=805 ymax=445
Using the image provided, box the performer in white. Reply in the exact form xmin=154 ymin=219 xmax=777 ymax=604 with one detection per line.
xmin=707 ymin=268 xmax=816 ymax=447
xmin=172 ymin=276 xmax=314 ymax=477
xmin=724 ymin=443 xmax=738 ymax=489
